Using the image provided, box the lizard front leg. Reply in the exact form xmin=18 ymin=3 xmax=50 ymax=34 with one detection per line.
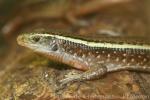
xmin=59 ymin=64 xmax=107 ymax=88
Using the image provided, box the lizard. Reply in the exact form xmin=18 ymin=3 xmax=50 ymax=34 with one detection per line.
xmin=17 ymin=31 xmax=150 ymax=87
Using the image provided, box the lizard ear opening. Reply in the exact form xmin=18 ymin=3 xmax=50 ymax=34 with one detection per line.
xmin=51 ymin=44 xmax=58 ymax=51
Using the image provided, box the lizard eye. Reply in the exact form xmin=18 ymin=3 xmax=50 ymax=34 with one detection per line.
xmin=51 ymin=44 xmax=58 ymax=51
xmin=33 ymin=36 xmax=40 ymax=42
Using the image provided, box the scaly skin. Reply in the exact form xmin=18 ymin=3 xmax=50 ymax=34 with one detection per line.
xmin=17 ymin=31 xmax=150 ymax=87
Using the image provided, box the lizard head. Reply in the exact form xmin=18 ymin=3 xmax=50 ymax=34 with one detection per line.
xmin=17 ymin=33 xmax=60 ymax=54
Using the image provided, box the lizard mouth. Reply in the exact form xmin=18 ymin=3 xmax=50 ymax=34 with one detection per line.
xmin=17 ymin=34 xmax=52 ymax=54
xmin=17 ymin=35 xmax=27 ymax=46
xmin=17 ymin=34 xmax=38 ymax=49
xmin=17 ymin=34 xmax=37 ymax=46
